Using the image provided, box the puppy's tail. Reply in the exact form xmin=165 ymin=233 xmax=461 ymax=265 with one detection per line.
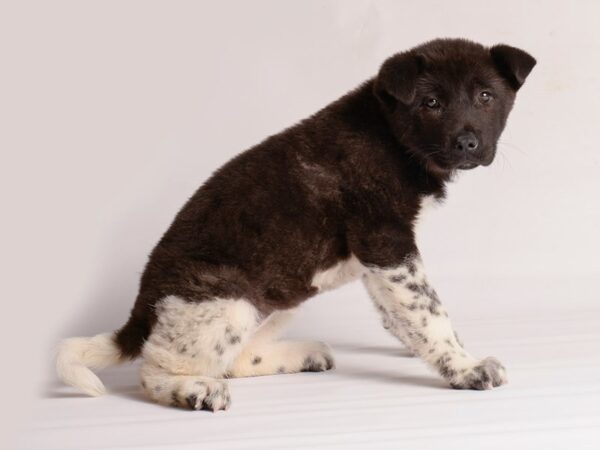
xmin=56 ymin=332 xmax=124 ymax=397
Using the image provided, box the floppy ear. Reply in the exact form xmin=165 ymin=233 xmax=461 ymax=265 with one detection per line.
xmin=490 ymin=44 xmax=536 ymax=91
xmin=374 ymin=52 xmax=421 ymax=109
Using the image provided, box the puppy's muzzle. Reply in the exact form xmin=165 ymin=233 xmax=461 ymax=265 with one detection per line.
xmin=453 ymin=132 xmax=493 ymax=169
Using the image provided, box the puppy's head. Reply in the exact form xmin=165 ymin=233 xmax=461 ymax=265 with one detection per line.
xmin=374 ymin=39 xmax=535 ymax=174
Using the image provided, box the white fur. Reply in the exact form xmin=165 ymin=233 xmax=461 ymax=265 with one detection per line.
xmin=420 ymin=194 xmax=441 ymax=211
xmin=56 ymin=332 xmax=122 ymax=396
xmin=311 ymin=254 xmax=365 ymax=292
xmin=246 ymin=309 xmax=296 ymax=346
xmin=413 ymin=195 xmax=441 ymax=234
xmin=229 ymin=309 xmax=333 ymax=377
xmin=230 ymin=339 xmax=333 ymax=377
xmin=142 ymin=295 xmax=260 ymax=377
xmin=413 ymin=194 xmax=441 ymax=231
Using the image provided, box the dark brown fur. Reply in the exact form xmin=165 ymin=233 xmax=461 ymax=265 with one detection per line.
xmin=115 ymin=39 xmax=535 ymax=358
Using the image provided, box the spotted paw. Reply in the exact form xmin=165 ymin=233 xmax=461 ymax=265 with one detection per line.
xmin=174 ymin=379 xmax=230 ymax=411
xmin=451 ymin=357 xmax=507 ymax=390
xmin=300 ymin=343 xmax=335 ymax=372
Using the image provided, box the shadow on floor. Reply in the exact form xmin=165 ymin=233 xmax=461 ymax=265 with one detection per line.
xmin=329 ymin=341 xmax=415 ymax=358
xmin=326 ymin=340 xmax=448 ymax=389
xmin=332 ymin=364 xmax=448 ymax=389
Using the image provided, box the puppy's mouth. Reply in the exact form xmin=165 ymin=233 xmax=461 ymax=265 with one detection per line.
xmin=457 ymin=161 xmax=479 ymax=170
xmin=425 ymin=146 xmax=496 ymax=174
xmin=455 ymin=147 xmax=496 ymax=170
xmin=426 ymin=157 xmax=479 ymax=175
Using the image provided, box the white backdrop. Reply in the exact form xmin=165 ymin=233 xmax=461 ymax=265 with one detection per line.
xmin=2 ymin=0 xmax=599 ymax=445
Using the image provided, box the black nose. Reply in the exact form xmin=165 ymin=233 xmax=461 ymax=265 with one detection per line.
xmin=455 ymin=133 xmax=479 ymax=152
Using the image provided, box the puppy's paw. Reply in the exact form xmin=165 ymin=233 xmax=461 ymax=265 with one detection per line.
xmin=175 ymin=379 xmax=231 ymax=411
xmin=451 ymin=357 xmax=507 ymax=390
xmin=300 ymin=342 xmax=335 ymax=372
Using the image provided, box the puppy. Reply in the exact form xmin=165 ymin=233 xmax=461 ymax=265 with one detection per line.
xmin=57 ymin=38 xmax=535 ymax=411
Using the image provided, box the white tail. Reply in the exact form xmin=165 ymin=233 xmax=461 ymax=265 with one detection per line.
xmin=56 ymin=332 xmax=123 ymax=397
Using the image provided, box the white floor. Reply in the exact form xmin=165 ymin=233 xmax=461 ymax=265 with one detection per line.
xmin=19 ymin=279 xmax=600 ymax=450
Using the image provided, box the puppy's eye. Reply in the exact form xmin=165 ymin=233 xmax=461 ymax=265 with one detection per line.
xmin=425 ymin=97 xmax=441 ymax=109
xmin=479 ymin=91 xmax=493 ymax=103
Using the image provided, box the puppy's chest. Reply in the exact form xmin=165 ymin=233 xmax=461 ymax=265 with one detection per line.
xmin=413 ymin=194 xmax=441 ymax=231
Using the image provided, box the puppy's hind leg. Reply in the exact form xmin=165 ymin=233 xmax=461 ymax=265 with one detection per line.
xmin=139 ymin=295 xmax=259 ymax=411
xmin=229 ymin=310 xmax=335 ymax=377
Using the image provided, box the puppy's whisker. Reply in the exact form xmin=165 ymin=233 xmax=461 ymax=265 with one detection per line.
xmin=424 ymin=150 xmax=443 ymax=158
xmin=498 ymin=140 xmax=526 ymax=155
xmin=496 ymin=149 xmax=513 ymax=171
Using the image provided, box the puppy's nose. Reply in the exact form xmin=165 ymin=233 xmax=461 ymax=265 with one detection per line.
xmin=455 ymin=133 xmax=479 ymax=152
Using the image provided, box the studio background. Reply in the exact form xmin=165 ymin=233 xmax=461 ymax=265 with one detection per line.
xmin=1 ymin=0 xmax=599 ymax=448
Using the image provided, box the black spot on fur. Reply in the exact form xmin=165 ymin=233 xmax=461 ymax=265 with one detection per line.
xmin=186 ymin=394 xmax=198 ymax=410
xmin=252 ymin=356 xmax=262 ymax=365
xmin=467 ymin=366 xmax=492 ymax=390
xmin=428 ymin=302 xmax=441 ymax=316
xmin=229 ymin=335 xmax=241 ymax=345
xmin=453 ymin=358 xmax=506 ymax=390
xmin=301 ymin=355 xmax=334 ymax=372
xmin=214 ymin=343 xmax=224 ymax=355
xmin=302 ymin=356 xmax=323 ymax=372
xmin=436 ymin=353 xmax=457 ymax=379
xmin=324 ymin=354 xmax=334 ymax=370
xmin=405 ymin=260 xmax=417 ymax=276
xmin=390 ymin=274 xmax=407 ymax=283
xmin=406 ymin=282 xmax=421 ymax=293
xmin=277 ymin=366 xmax=286 ymax=374
xmin=416 ymin=332 xmax=428 ymax=343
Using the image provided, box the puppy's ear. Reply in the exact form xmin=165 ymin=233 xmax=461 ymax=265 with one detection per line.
xmin=490 ymin=44 xmax=536 ymax=91
xmin=374 ymin=52 xmax=421 ymax=109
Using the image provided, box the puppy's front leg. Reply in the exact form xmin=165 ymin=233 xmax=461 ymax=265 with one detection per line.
xmin=363 ymin=254 xmax=507 ymax=390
